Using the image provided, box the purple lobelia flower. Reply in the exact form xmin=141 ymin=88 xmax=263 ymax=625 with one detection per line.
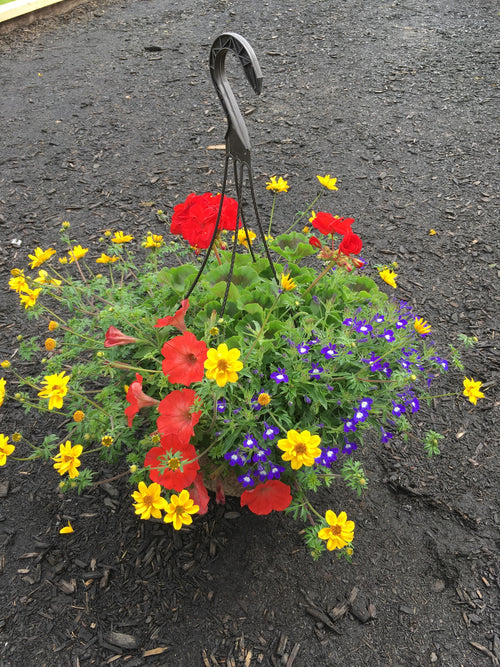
xmin=308 ymin=363 xmax=324 ymax=379
xmin=242 ymin=433 xmax=258 ymax=448
xmin=321 ymin=343 xmax=338 ymax=360
xmin=297 ymin=342 xmax=311 ymax=355
xmin=224 ymin=450 xmax=246 ymax=467
xmin=262 ymin=422 xmax=280 ymax=441
xmin=391 ymin=401 xmax=405 ymax=417
xmin=270 ymin=367 xmax=289 ymax=384
xmin=342 ymin=439 xmax=358 ymax=455
xmin=238 ymin=473 xmax=254 ymax=488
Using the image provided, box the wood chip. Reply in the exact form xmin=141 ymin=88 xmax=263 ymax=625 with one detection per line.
xmin=206 ymin=144 xmax=225 ymax=150
xmin=143 ymin=647 xmax=169 ymax=657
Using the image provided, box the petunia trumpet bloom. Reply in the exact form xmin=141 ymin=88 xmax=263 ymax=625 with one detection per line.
xmin=155 ymin=299 xmax=190 ymax=331
xmin=125 ymin=373 xmax=160 ymax=427
xmin=241 ymin=480 xmax=292 ymax=515
xmin=161 ymin=331 xmax=208 ymax=385
xmin=104 ymin=325 xmax=140 ymax=347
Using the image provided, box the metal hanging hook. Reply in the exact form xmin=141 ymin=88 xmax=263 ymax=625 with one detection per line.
xmin=184 ymin=33 xmax=277 ymax=315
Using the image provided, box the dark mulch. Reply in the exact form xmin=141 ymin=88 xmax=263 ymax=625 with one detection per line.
xmin=0 ymin=0 xmax=498 ymax=665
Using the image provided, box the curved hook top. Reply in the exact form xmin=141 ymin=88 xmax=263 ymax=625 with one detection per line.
xmin=209 ymin=32 xmax=262 ymax=164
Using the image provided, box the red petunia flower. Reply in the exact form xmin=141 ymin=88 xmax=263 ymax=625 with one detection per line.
xmin=189 ymin=472 xmax=210 ymax=515
xmin=154 ymin=299 xmax=190 ymax=331
xmin=157 ymin=388 xmax=202 ymax=444
xmin=161 ymin=331 xmax=208 ymax=386
xmin=105 ymin=325 xmax=139 ymax=347
xmin=125 ymin=373 xmax=160 ymax=427
xmin=170 ymin=192 xmax=238 ymax=250
xmin=144 ymin=433 xmax=199 ymax=492
xmin=240 ymin=479 xmax=292 ymax=515
xmin=338 ymin=231 xmax=363 ymax=256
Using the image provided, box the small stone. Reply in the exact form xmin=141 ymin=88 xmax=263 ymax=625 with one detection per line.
xmin=430 ymin=652 xmax=438 ymax=663
xmin=106 ymin=631 xmax=138 ymax=649
xmin=431 ymin=579 xmax=446 ymax=593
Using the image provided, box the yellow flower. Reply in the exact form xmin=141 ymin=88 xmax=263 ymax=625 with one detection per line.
xmin=53 ymin=440 xmax=82 ymax=478
xmin=0 ymin=434 xmax=15 ymax=466
xmin=38 ymin=371 xmax=70 ymax=410
xmin=0 ymin=378 xmax=6 ymax=407
xmin=317 ymin=174 xmax=338 ymax=191
xmin=1 ymin=360 xmax=10 ymax=369
xmin=59 ymin=256 xmax=68 ymax=265
xmin=280 ymin=273 xmax=297 ymax=291
xmin=68 ymin=245 xmax=89 ymax=263
xmin=266 ymin=176 xmax=289 ymax=193
xmin=11 ymin=268 xmax=24 ymax=277
xmin=33 ymin=270 xmax=62 ymax=286
xmin=309 ymin=211 xmax=317 ymax=223
xmin=234 ymin=228 xmax=257 ymax=247
xmin=45 ymin=338 xmax=56 ymax=351
xmin=204 ymin=343 xmax=243 ymax=388
xmin=61 ymin=221 xmax=70 ymax=229
xmin=163 ymin=489 xmax=199 ymax=530
xmin=73 ymin=410 xmax=85 ymax=422
xmin=8 ymin=274 xmax=29 ymax=293
xmin=277 ymin=429 xmax=321 ymax=470
xmin=462 ymin=377 xmax=485 ymax=405
xmin=132 ymin=481 xmax=168 ymax=520
xmin=101 ymin=435 xmax=113 ymax=447
xmin=209 ymin=326 xmax=219 ymax=336
xmin=96 ymin=253 xmax=119 ymax=264
xmin=318 ymin=510 xmax=355 ymax=551
xmin=28 ymin=247 xmax=56 ymax=269
xmin=111 ymin=231 xmax=134 ymax=244
xmin=429 ymin=229 xmax=437 ymax=235
xmin=302 ymin=226 xmax=310 ymax=233
xmin=48 ymin=320 xmax=59 ymax=331
xmin=59 ymin=521 xmax=74 ymax=534
xmin=142 ymin=233 xmax=164 ymax=249
xmin=257 ymin=392 xmax=271 ymax=406
xmin=19 ymin=288 xmax=42 ymax=309
xmin=12 ymin=432 xmax=22 ymax=442
xmin=414 ymin=317 xmax=432 ymax=335
xmin=379 ymin=268 xmax=398 ymax=289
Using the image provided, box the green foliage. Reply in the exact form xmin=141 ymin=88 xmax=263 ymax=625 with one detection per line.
xmin=423 ymin=430 xmax=444 ymax=457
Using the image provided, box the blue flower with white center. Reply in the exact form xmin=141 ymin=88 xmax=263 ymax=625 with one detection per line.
xmin=359 ymin=397 xmax=373 ymax=411
xmin=321 ymin=343 xmax=338 ymax=359
xmin=430 ymin=356 xmax=449 ymax=370
xmin=216 ymin=398 xmax=226 ymax=413
xmin=319 ymin=447 xmax=339 ymax=467
xmin=363 ymin=351 xmax=382 ymax=371
xmin=267 ymin=463 xmax=285 ymax=480
xmin=353 ymin=407 xmax=369 ymax=423
xmin=380 ymin=426 xmax=393 ymax=444
xmin=398 ymin=358 xmax=412 ymax=370
xmin=308 ymin=363 xmax=324 ymax=379
xmin=381 ymin=363 xmax=393 ymax=378
xmin=238 ymin=473 xmax=254 ymax=488
xmin=396 ymin=318 xmax=408 ymax=329
xmin=392 ymin=401 xmax=405 ymax=417
xmin=262 ymin=422 xmax=280 ymax=441
xmin=270 ymin=367 xmax=289 ymax=384
xmin=252 ymin=447 xmax=271 ymax=463
xmin=380 ymin=328 xmax=395 ymax=342
xmin=343 ymin=417 xmax=357 ymax=433
xmin=243 ymin=433 xmax=258 ymax=448
xmin=342 ymin=439 xmax=358 ymax=455
xmin=355 ymin=320 xmax=373 ymax=335
xmin=254 ymin=465 xmax=268 ymax=482
xmin=224 ymin=450 xmax=246 ymax=467
xmin=297 ymin=342 xmax=311 ymax=355
xmin=407 ymin=397 xmax=420 ymax=413
xmin=372 ymin=313 xmax=385 ymax=324
xmin=343 ymin=317 xmax=354 ymax=326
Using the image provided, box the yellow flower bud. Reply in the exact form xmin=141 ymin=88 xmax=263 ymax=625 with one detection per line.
xmin=129 ymin=464 xmax=138 ymax=473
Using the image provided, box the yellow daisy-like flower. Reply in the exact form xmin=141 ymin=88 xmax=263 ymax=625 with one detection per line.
xmin=68 ymin=245 xmax=89 ymax=263
xmin=33 ymin=270 xmax=62 ymax=286
xmin=1 ymin=360 xmax=10 ymax=369
xmin=309 ymin=211 xmax=317 ymax=223
xmin=235 ymin=228 xmax=257 ymax=248
xmin=61 ymin=221 xmax=70 ymax=229
xmin=163 ymin=489 xmax=199 ymax=530
xmin=59 ymin=256 xmax=68 ymax=264
xmin=204 ymin=343 xmax=243 ymax=388
xmin=52 ymin=440 xmax=82 ymax=478
xmin=277 ymin=429 xmax=321 ymax=470
xmin=257 ymin=392 xmax=271 ymax=406
xmin=132 ymin=481 xmax=168 ymax=520
xmin=142 ymin=233 xmax=164 ymax=249
xmin=38 ymin=371 xmax=70 ymax=410
xmin=0 ymin=434 xmax=15 ymax=466
xmin=111 ymin=231 xmax=134 ymax=244
xmin=302 ymin=225 xmax=310 ymax=233
xmin=414 ymin=317 xmax=432 ymax=335
xmin=12 ymin=432 xmax=22 ymax=442
xmin=73 ymin=410 xmax=85 ymax=422
xmin=317 ymin=174 xmax=338 ymax=191
xmin=318 ymin=510 xmax=355 ymax=551
xmin=96 ymin=253 xmax=119 ymax=264
xmin=462 ymin=377 xmax=485 ymax=405
xmin=429 ymin=229 xmax=437 ymax=235
xmin=280 ymin=273 xmax=297 ymax=291
xmin=28 ymin=247 xmax=56 ymax=269
xmin=8 ymin=274 xmax=29 ymax=293
xmin=19 ymin=288 xmax=42 ymax=309
xmin=0 ymin=378 xmax=6 ymax=408
xmin=48 ymin=320 xmax=59 ymax=331
xmin=101 ymin=435 xmax=113 ymax=447
xmin=266 ymin=176 xmax=289 ymax=193
xmin=59 ymin=521 xmax=74 ymax=534
xmin=379 ymin=268 xmax=398 ymax=289
xmin=45 ymin=338 xmax=56 ymax=351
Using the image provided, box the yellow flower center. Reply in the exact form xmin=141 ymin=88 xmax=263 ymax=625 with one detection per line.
xmin=168 ymin=458 xmax=181 ymax=471
xmin=294 ymin=442 xmax=307 ymax=455
xmin=217 ymin=359 xmax=229 ymax=372
xmin=330 ymin=524 xmax=342 ymax=536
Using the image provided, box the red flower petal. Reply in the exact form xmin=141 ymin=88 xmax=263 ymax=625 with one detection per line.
xmin=189 ymin=472 xmax=210 ymax=515
xmin=311 ymin=211 xmax=336 ymax=235
xmin=104 ymin=325 xmax=139 ymax=347
xmin=161 ymin=331 xmax=208 ymax=386
xmin=154 ymin=299 xmax=190 ymax=331
xmin=331 ymin=217 xmax=354 ymax=236
xmin=144 ymin=433 xmax=199 ymax=492
xmin=125 ymin=373 xmax=159 ymax=427
xmin=157 ymin=388 xmax=201 ymax=444
xmin=240 ymin=480 xmax=292 ymax=515
xmin=338 ymin=231 xmax=363 ymax=256
xmin=309 ymin=235 xmax=322 ymax=249
xmin=170 ymin=192 xmax=238 ymax=249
